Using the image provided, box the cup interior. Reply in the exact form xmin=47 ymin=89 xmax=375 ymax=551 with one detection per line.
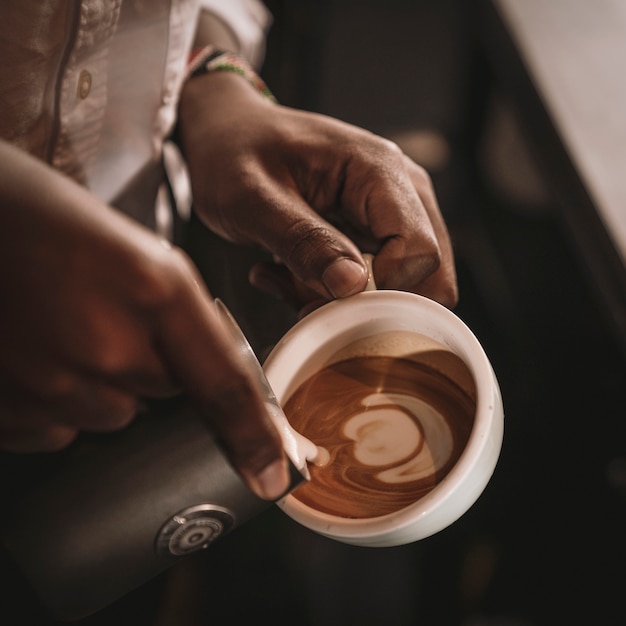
xmin=263 ymin=290 xmax=503 ymax=547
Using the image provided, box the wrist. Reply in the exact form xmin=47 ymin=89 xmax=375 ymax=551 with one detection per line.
xmin=186 ymin=46 xmax=276 ymax=103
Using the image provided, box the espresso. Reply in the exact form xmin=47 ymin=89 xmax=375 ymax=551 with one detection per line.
xmin=285 ymin=354 xmax=475 ymax=518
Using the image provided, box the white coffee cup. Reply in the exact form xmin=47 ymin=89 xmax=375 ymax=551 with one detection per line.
xmin=263 ymin=287 xmax=504 ymax=548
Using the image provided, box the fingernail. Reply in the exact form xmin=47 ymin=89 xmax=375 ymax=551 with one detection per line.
xmin=322 ymin=258 xmax=367 ymax=298
xmin=251 ymin=459 xmax=290 ymax=500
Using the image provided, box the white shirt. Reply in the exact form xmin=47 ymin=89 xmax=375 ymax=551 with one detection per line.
xmin=0 ymin=0 xmax=271 ymax=232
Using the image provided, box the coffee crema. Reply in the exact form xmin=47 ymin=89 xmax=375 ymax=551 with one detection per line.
xmin=285 ymin=355 xmax=475 ymax=518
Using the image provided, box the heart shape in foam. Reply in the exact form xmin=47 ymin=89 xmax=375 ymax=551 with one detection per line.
xmin=343 ymin=393 xmax=455 ymax=484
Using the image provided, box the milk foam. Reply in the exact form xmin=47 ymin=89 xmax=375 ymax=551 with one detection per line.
xmin=283 ymin=354 xmax=475 ymax=518
xmin=343 ymin=392 xmax=453 ymax=483
xmin=265 ymin=401 xmax=328 ymax=481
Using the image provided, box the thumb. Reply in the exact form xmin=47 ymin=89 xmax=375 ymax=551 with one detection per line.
xmin=320 ymin=255 xmax=369 ymax=299
xmin=259 ymin=191 xmax=369 ymax=300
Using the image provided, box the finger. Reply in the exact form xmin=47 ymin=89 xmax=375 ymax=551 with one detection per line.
xmin=59 ymin=385 xmax=138 ymax=432
xmin=247 ymin=182 xmax=369 ymax=300
xmin=64 ymin=329 xmax=183 ymax=400
xmin=335 ymin=141 xmax=443 ymax=292
xmin=249 ymin=260 xmax=330 ymax=312
xmin=105 ymin=363 xmax=182 ymax=400
xmin=85 ymin=332 xmax=182 ymax=399
xmin=0 ymin=422 xmax=78 ymax=453
xmin=3 ymin=331 xmax=180 ymax=413
xmin=338 ymin=141 xmax=457 ymax=306
xmin=403 ymin=157 xmax=458 ymax=306
xmin=0 ymin=380 xmax=138 ymax=434
xmin=154 ymin=256 xmax=290 ymax=500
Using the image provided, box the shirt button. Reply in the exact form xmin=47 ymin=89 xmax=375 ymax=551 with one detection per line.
xmin=77 ymin=70 xmax=92 ymax=99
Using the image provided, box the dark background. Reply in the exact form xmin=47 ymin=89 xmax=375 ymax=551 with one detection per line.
xmin=219 ymin=2 xmax=626 ymax=624
xmin=6 ymin=2 xmax=626 ymax=625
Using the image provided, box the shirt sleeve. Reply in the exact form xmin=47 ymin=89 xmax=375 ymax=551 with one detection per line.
xmin=198 ymin=0 xmax=273 ymax=68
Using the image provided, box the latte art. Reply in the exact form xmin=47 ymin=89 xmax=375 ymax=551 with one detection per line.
xmin=346 ymin=392 xmax=455 ymax=484
xmin=285 ymin=356 xmax=475 ymax=518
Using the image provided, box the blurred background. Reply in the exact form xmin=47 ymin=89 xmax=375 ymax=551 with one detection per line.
xmin=8 ymin=1 xmax=625 ymax=625
xmin=184 ymin=2 xmax=626 ymax=624
xmin=210 ymin=1 xmax=626 ymax=624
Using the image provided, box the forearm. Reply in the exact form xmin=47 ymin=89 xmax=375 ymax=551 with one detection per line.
xmin=0 ymin=139 xmax=152 ymax=257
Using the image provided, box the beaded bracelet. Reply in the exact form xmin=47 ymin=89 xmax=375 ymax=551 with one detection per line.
xmin=186 ymin=45 xmax=277 ymax=103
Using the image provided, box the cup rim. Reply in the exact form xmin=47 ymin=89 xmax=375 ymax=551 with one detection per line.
xmin=264 ymin=290 xmax=503 ymax=544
